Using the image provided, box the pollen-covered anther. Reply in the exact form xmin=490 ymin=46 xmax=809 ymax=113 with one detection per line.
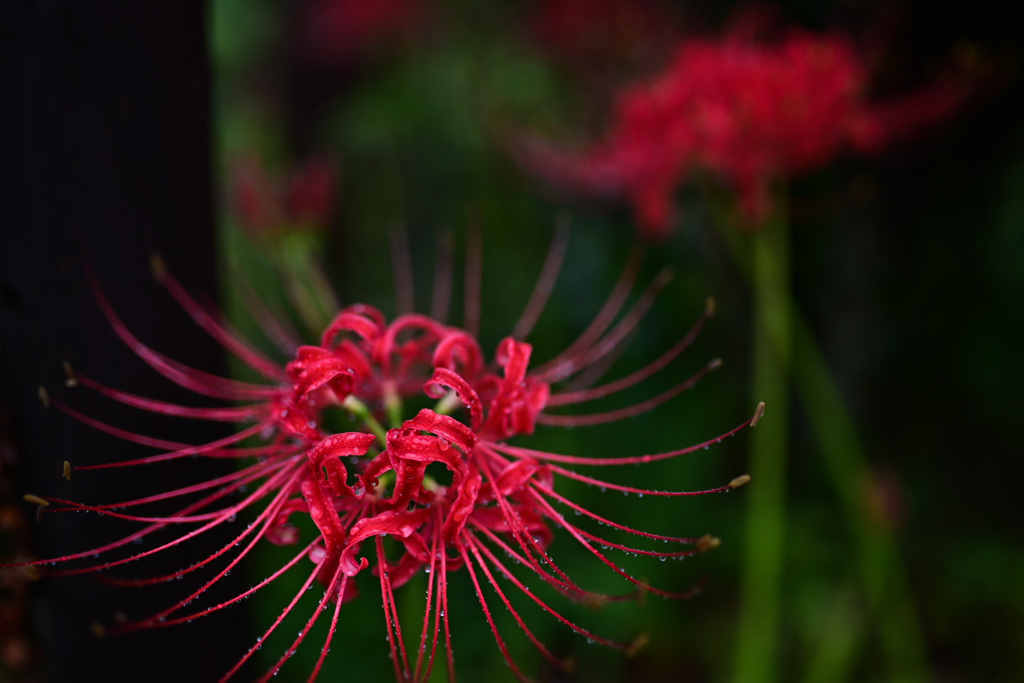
xmin=149 ymin=252 xmax=168 ymax=282
xmin=62 ymin=461 xmax=72 ymax=480
xmin=626 ymin=632 xmax=650 ymax=658
xmin=729 ymin=474 xmax=752 ymax=490
xmin=705 ymin=296 xmax=716 ymax=316
xmin=37 ymin=386 xmax=49 ymax=408
xmin=696 ymin=534 xmax=722 ymax=554
xmin=750 ymin=401 xmax=766 ymax=428
xmin=62 ymin=361 xmax=79 ymax=387
xmin=23 ymin=494 xmax=49 ymax=521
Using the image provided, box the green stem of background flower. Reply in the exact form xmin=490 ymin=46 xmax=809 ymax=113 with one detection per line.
xmin=791 ymin=316 xmax=929 ymax=683
xmin=732 ymin=206 xmax=791 ymax=683
xmin=712 ymin=192 xmax=929 ymax=683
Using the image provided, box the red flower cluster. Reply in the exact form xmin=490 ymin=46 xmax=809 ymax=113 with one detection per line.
xmin=301 ymin=0 xmax=426 ymax=68
xmin=530 ymin=0 xmax=680 ymax=81
xmin=22 ymin=237 xmax=760 ymax=681
xmin=231 ymin=156 xmax=337 ymax=239
xmin=516 ymin=14 xmax=970 ymax=236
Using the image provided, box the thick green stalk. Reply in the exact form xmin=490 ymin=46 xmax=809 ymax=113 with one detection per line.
xmin=801 ymin=588 xmax=866 ymax=683
xmin=733 ymin=211 xmax=791 ymax=683
xmin=791 ymin=318 xmax=929 ymax=683
xmin=712 ymin=196 xmax=929 ymax=683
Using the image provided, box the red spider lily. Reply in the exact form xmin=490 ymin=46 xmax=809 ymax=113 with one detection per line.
xmin=18 ymin=231 xmax=761 ymax=681
xmin=301 ymin=0 xmax=426 ymax=68
xmin=514 ymin=11 xmax=972 ymax=237
xmin=231 ymin=155 xmax=337 ymax=239
xmin=530 ymin=0 xmax=681 ymax=82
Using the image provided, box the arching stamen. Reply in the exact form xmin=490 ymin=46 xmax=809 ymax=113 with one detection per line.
xmin=431 ymin=231 xmax=454 ymax=324
xmin=151 ymin=255 xmax=288 ymax=381
xmin=230 ymin=262 xmax=303 ymax=355
xmin=463 ymin=217 xmax=482 ymax=337
xmin=217 ymin=543 xmax=327 ymax=682
xmin=413 ymin=508 xmax=443 ymax=682
xmin=468 ymin=530 xmax=629 ymax=650
xmin=530 ymin=245 xmax=643 ymax=377
xmin=528 ymin=491 xmax=704 ymax=600
xmin=67 ymin=366 xmax=266 ymax=422
xmin=493 ymin=406 xmax=761 ymax=466
xmin=464 ymin=533 xmax=570 ymax=671
xmin=548 ymin=297 xmax=714 ymax=406
xmin=539 ymin=357 xmax=719 ymax=427
xmin=458 ymin=544 xmax=527 ymax=682
xmin=545 ymin=465 xmax=743 ymax=499
xmin=512 ymin=216 xmax=570 ymax=341
xmin=390 ymin=225 xmax=415 ymax=316
xmin=377 ymin=535 xmax=412 ymax=680
xmin=540 ymin=487 xmax=699 ymax=542
xmin=259 ymin=560 xmax=349 ymax=682
xmin=536 ymin=267 xmax=674 ymax=384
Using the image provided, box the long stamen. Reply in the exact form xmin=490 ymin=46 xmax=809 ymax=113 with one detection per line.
xmin=547 ymin=296 xmax=715 ymax=406
xmin=529 ymin=245 xmax=642 ymax=377
xmin=512 ymin=216 xmax=570 ymax=341
xmin=538 ymin=358 xmax=720 ymax=427
xmin=431 ymin=231 xmax=454 ymax=324
xmin=390 ymin=226 xmax=415 ymax=316
xmin=152 ymin=256 xmax=287 ymax=381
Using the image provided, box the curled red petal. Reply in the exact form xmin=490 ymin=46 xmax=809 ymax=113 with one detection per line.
xmin=424 ymin=369 xmax=484 ymax=431
xmin=442 ymin=464 xmax=482 ymax=543
xmin=341 ymin=508 xmax=431 ymax=576
xmin=307 ymin=432 xmax=377 ymax=497
xmin=402 ymin=409 xmax=477 ymax=454
xmin=286 ymin=345 xmax=356 ymax=405
xmin=433 ymin=329 xmax=484 ymax=379
xmin=301 ymin=478 xmax=348 ymax=555
xmin=321 ymin=308 xmax=384 ymax=351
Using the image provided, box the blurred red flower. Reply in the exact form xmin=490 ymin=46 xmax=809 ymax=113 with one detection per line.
xmin=515 ymin=10 xmax=972 ymax=237
xmin=231 ymin=155 xmax=337 ymax=239
xmin=301 ymin=0 xmax=426 ymax=67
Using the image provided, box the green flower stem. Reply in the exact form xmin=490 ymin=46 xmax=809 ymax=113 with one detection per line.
xmin=791 ymin=315 xmax=928 ymax=683
xmin=383 ymin=384 xmax=404 ymax=430
xmin=802 ymin=587 xmax=866 ymax=683
xmin=733 ymin=209 xmax=792 ymax=683
xmin=343 ymin=395 xmax=388 ymax=445
xmin=713 ymin=196 xmax=928 ymax=683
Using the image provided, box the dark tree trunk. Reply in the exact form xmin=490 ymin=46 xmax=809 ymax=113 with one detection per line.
xmin=1 ymin=3 xmax=250 ymax=681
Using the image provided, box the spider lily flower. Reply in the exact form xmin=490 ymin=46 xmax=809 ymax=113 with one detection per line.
xmin=300 ymin=0 xmax=426 ymax=68
xmin=530 ymin=0 xmax=681 ymax=84
xmin=18 ymin=231 xmax=761 ymax=681
xmin=230 ymin=155 xmax=342 ymax=334
xmin=231 ymin=155 xmax=337 ymax=239
xmin=513 ymin=10 xmax=974 ymax=236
